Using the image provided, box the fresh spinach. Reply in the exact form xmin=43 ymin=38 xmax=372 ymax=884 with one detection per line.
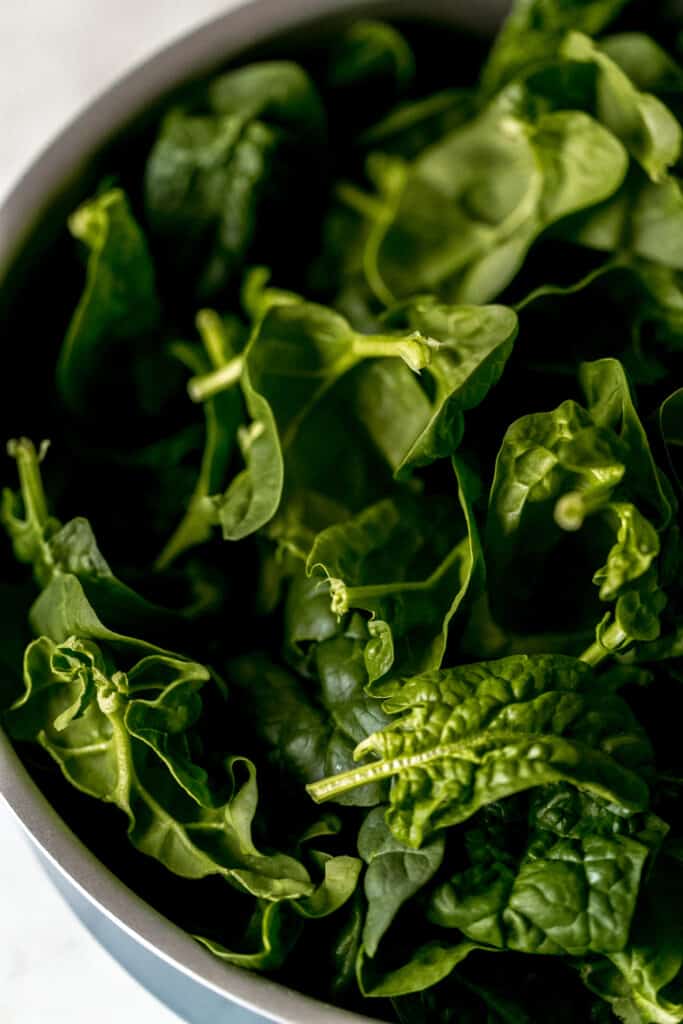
xmin=5 ymin=3 xmax=683 ymax=1020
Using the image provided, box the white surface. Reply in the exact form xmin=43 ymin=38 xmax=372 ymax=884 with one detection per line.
xmin=0 ymin=802 xmax=183 ymax=1024
xmin=0 ymin=2 xmax=243 ymax=1022
xmin=0 ymin=0 xmax=242 ymax=204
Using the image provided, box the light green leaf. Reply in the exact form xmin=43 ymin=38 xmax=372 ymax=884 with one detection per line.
xmin=307 ymin=654 xmax=652 ymax=848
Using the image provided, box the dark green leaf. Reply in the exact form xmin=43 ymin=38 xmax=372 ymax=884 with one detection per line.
xmin=57 ymin=189 xmax=160 ymax=415
xmin=358 ymin=805 xmax=444 ymax=957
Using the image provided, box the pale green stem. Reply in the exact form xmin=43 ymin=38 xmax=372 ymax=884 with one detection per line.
xmin=196 ymin=309 xmax=231 ymax=370
xmin=335 ymin=182 xmax=387 ymax=221
xmin=188 ymin=356 xmax=244 ymax=403
xmin=7 ymin=437 xmax=50 ymax=530
xmin=354 ymin=331 xmax=434 ymax=372
xmin=579 ymin=621 xmax=629 ymax=667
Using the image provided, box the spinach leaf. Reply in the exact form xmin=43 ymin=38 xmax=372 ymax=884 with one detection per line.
xmin=481 ymin=0 xmax=629 ymax=94
xmin=583 ymin=845 xmax=683 ymax=1023
xmin=601 ymin=33 xmax=683 ymax=95
xmin=560 ymin=31 xmax=681 ymax=182
xmin=306 ymin=458 xmax=482 ymax=684
xmin=565 ymin=169 xmax=683 ymax=270
xmin=429 ymin=808 xmax=654 ymax=956
xmin=355 ymin=86 xmax=627 ymax=305
xmin=191 ymin=281 xmax=434 ymax=541
xmin=329 ymin=890 xmax=365 ymax=995
xmin=324 ymin=20 xmax=415 ymax=129
xmin=307 ymin=653 xmax=653 ymax=847
xmin=57 ymin=189 xmax=161 ymax=416
xmin=1 ymin=439 xmax=182 ymax=649
xmin=485 ymin=359 xmax=669 ymax=651
xmin=382 ymin=299 xmax=518 ymax=473
xmin=8 ymin=634 xmax=313 ymax=898
xmin=196 ymin=901 xmax=297 ymax=970
xmin=357 ymin=939 xmax=482 ymax=998
xmin=661 ymin=389 xmax=683 ymax=494
xmin=358 ymin=805 xmax=444 ymax=957
xmin=358 ymin=90 xmax=473 ymax=159
xmin=145 ymin=62 xmax=326 ymax=298
xmin=228 ymin=644 xmax=387 ymax=808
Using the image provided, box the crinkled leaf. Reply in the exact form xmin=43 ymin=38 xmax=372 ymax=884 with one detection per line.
xmin=8 ymin=635 xmax=312 ymax=899
xmin=485 ymin=360 xmax=668 ymax=646
xmin=1 ymin=439 xmax=180 ymax=647
xmin=308 ymin=654 xmax=652 ymax=848
xmin=429 ymin=819 xmax=651 ymax=956
xmin=195 ymin=901 xmax=296 ymax=971
xmin=582 ymin=847 xmax=683 ymax=1023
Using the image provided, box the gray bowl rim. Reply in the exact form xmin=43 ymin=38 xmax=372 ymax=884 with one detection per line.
xmin=0 ymin=2 xmax=505 ymax=1022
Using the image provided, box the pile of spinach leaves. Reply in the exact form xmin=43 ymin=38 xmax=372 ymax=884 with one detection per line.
xmin=3 ymin=3 xmax=683 ymax=1021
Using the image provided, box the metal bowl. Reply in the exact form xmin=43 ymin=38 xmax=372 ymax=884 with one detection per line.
xmin=0 ymin=2 xmax=506 ymax=1021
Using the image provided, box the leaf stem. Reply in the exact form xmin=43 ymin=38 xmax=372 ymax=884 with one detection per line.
xmin=579 ymin=621 xmax=628 ymax=666
xmin=354 ymin=331 xmax=435 ymax=372
xmin=196 ymin=309 xmax=233 ymax=369
xmin=7 ymin=437 xmax=51 ymax=531
xmin=188 ymin=356 xmax=244 ymax=403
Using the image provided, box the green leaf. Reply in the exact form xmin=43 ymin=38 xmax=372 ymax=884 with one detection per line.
xmin=583 ymin=846 xmax=683 ymax=1023
xmin=358 ymin=85 xmax=627 ymax=305
xmin=145 ymin=62 xmax=326 ymax=298
xmin=313 ymin=624 xmax=393 ymax=746
xmin=325 ymin=20 xmax=415 ymax=123
xmin=294 ymin=853 xmax=362 ymax=919
xmin=195 ymin=901 xmax=296 ymax=971
xmin=481 ymin=0 xmax=628 ymax=94
xmin=358 ymin=806 xmax=444 ymax=957
xmin=580 ymin=359 xmax=672 ymax=527
xmin=227 ymin=649 xmax=387 ymax=807
xmin=357 ymin=939 xmax=481 ymax=998
xmin=358 ymin=90 xmax=473 ymax=159
xmin=601 ymin=33 xmax=683 ymax=95
xmin=202 ymin=284 xmax=435 ymax=541
xmin=660 ymin=389 xmax=683 ymax=493
xmin=330 ymin=890 xmax=365 ymax=995
xmin=1 ymin=439 xmax=179 ymax=647
xmin=306 ymin=458 xmax=482 ymax=684
xmin=307 ymin=654 xmax=652 ymax=847
xmin=57 ymin=189 xmax=160 ymax=415
xmin=561 ymin=32 xmax=681 ymax=182
xmin=8 ymin=635 xmax=313 ymax=899
xmin=429 ymin=820 xmax=651 ymax=956
xmin=383 ymin=299 xmax=518 ymax=474
xmin=485 ymin=359 xmax=669 ymax=649
xmin=566 ymin=170 xmax=683 ymax=270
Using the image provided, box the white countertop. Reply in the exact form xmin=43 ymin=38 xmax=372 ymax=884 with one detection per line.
xmin=0 ymin=2 xmax=243 ymax=1022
